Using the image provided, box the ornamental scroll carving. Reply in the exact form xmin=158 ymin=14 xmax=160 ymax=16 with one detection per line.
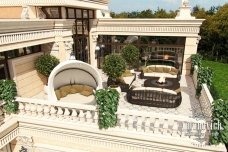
xmin=16 ymin=136 xmax=34 ymax=152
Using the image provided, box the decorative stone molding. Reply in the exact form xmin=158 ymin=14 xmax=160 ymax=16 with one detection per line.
xmin=16 ymin=136 xmax=34 ymax=152
xmin=21 ymin=5 xmax=30 ymax=19
xmin=0 ymin=0 xmax=108 ymax=10
xmin=175 ymin=0 xmax=195 ymax=19
xmin=64 ymin=40 xmax=74 ymax=60
xmin=95 ymin=19 xmax=204 ymax=37
xmin=91 ymin=34 xmax=98 ymax=42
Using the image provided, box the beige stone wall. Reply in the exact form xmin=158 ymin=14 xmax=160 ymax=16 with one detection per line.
xmin=0 ymin=7 xmax=22 ymax=19
xmin=8 ymin=52 xmax=47 ymax=98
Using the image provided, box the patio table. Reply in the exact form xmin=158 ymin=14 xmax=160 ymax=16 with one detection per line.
xmin=144 ymin=77 xmax=180 ymax=90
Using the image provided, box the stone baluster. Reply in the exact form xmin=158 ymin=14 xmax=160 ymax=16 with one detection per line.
xmin=36 ymin=105 xmax=44 ymax=118
xmin=86 ymin=111 xmax=93 ymax=124
xmin=136 ymin=116 xmax=143 ymax=132
xmin=94 ymin=111 xmax=98 ymax=124
xmin=118 ymin=114 xmax=126 ymax=129
xmin=57 ymin=107 xmax=64 ymax=120
xmin=127 ymin=115 xmax=134 ymax=131
xmin=64 ymin=108 xmax=71 ymax=120
xmin=163 ymin=119 xmax=169 ymax=135
xmin=43 ymin=105 xmax=50 ymax=118
xmin=30 ymin=104 xmax=37 ymax=116
xmin=181 ymin=122 xmax=190 ymax=138
xmin=24 ymin=103 xmax=31 ymax=116
xmin=144 ymin=117 xmax=151 ymax=132
xmin=172 ymin=120 xmax=180 ymax=137
xmin=78 ymin=110 xmax=85 ymax=122
xmin=18 ymin=103 xmax=25 ymax=115
xmin=154 ymin=118 xmax=160 ymax=134
xmin=71 ymin=109 xmax=78 ymax=122
xmin=50 ymin=106 xmax=57 ymax=119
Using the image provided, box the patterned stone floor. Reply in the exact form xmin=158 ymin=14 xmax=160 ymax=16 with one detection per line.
xmin=33 ymin=69 xmax=204 ymax=119
xmin=99 ymin=70 xmax=204 ymax=119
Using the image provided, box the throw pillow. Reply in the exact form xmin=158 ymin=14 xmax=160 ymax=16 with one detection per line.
xmin=149 ymin=67 xmax=156 ymax=72
xmin=80 ymin=90 xmax=93 ymax=96
xmin=163 ymin=67 xmax=170 ymax=73
xmin=55 ymin=90 xmax=62 ymax=100
xmin=71 ymin=84 xmax=84 ymax=93
xmin=156 ymin=67 xmax=163 ymax=73
xmin=59 ymin=85 xmax=71 ymax=94
xmin=175 ymin=88 xmax=181 ymax=93
xmin=83 ymin=85 xmax=94 ymax=92
xmin=171 ymin=68 xmax=179 ymax=74
xmin=70 ymin=87 xmax=79 ymax=94
xmin=142 ymin=67 xmax=149 ymax=73
xmin=60 ymin=89 xmax=68 ymax=98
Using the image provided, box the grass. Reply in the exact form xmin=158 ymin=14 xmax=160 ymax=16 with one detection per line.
xmin=202 ymin=60 xmax=228 ymax=100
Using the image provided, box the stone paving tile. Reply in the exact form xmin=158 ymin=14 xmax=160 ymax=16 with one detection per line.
xmin=99 ymin=70 xmax=204 ymax=119
xmin=34 ymin=69 xmax=204 ymax=119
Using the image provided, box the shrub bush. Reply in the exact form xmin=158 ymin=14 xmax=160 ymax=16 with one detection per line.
xmin=196 ymin=67 xmax=214 ymax=96
xmin=121 ymin=44 xmax=140 ymax=68
xmin=35 ymin=54 xmax=60 ymax=77
xmin=0 ymin=80 xmax=18 ymax=113
xmin=210 ymin=99 xmax=228 ymax=149
xmin=191 ymin=54 xmax=203 ymax=74
xmin=95 ymin=88 xmax=119 ymax=129
xmin=102 ymin=54 xmax=126 ymax=80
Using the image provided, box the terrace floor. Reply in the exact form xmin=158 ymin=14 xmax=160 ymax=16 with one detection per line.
xmin=33 ymin=70 xmax=204 ymax=119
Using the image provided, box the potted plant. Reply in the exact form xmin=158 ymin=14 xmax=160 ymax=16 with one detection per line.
xmin=95 ymin=88 xmax=120 ymax=129
xmin=35 ymin=54 xmax=60 ymax=93
xmin=102 ymin=54 xmax=126 ymax=86
xmin=121 ymin=44 xmax=140 ymax=69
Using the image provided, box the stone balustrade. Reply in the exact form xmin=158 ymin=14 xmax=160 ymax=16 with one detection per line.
xmin=16 ymin=97 xmax=98 ymax=125
xmin=117 ymin=109 xmax=209 ymax=145
xmin=0 ymin=102 xmax=4 ymax=127
xmin=16 ymin=97 xmax=210 ymax=146
xmin=193 ymin=65 xmax=213 ymax=118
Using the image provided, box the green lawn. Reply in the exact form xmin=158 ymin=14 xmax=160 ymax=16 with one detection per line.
xmin=202 ymin=60 xmax=228 ymax=100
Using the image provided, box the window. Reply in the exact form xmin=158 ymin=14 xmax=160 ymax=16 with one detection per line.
xmin=67 ymin=8 xmax=75 ymax=19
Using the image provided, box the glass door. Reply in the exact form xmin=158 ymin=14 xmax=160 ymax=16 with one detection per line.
xmin=0 ymin=53 xmax=9 ymax=79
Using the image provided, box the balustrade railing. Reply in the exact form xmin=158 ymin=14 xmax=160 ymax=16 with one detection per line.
xmin=16 ymin=97 xmax=210 ymax=146
xmin=193 ymin=65 xmax=213 ymax=118
xmin=0 ymin=102 xmax=4 ymax=127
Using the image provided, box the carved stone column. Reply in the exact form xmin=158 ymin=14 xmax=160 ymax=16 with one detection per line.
xmin=182 ymin=36 xmax=199 ymax=75
xmin=21 ymin=5 xmax=29 ymax=19
xmin=64 ymin=40 xmax=74 ymax=60
xmin=90 ymin=34 xmax=98 ymax=67
xmin=16 ymin=136 xmax=34 ymax=152
xmin=50 ymin=42 xmax=60 ymax=59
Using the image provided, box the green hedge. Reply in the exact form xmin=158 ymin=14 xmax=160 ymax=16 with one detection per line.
xmin=0 ymin=80 xmax=18 ymax=113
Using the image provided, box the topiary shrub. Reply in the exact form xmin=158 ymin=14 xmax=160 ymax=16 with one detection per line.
xmin=95 ymin=88 xmax=119 ymax=129
xmin=0 ymin=80 xmax=18 ymax=113
xmin=102 ymin=54 xmax=126 ymax=80
xmin=121 ymin=44 xmax=140 ymax=68
xmin=210 ymin=99 xmax=228 ymax=150
xmin=35 ymin=54 xmax=60 ymax=77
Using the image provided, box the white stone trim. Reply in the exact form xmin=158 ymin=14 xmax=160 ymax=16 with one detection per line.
xmin=0 ymin=0 xmax=109 ymax=10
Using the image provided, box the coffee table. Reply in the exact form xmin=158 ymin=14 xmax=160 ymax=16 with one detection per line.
xmin=144 ymin=77 xmax=180 ymax=90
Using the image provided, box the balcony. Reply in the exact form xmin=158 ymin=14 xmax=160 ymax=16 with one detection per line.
xmin=0 ymin=68 xmax=224 ymax=151
xmin=0 ymin=19 xmax=74 ymax=52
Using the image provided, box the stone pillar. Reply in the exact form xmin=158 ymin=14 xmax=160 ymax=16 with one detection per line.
xmin=51 ymin=38 xmax=73 ymax=62
xmin=16 ymin=136 xmax=34 ymax=152
xmin=90 ymin=34 xmax=98 ymax=68
xmin=182 ymin=36 xmax=200 ymax=75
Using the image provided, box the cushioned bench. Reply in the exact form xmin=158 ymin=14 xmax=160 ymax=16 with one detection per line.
xmin=140 ymin=65 xmax=180 ymax=80
xmin=127 ymin=87 xmax=182 ymax=108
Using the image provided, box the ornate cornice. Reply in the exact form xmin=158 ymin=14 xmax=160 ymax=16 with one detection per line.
xmin=93 ymin=18 xmax=204 ymax=37
xmin=0 ymin=0 xmax=109 ymax=10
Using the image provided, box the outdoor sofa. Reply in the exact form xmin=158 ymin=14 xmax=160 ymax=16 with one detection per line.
xmin=127 ymin=87 xmax=182 ymax=108
xmin=140 ymin=65 xmax=181 ymax=80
